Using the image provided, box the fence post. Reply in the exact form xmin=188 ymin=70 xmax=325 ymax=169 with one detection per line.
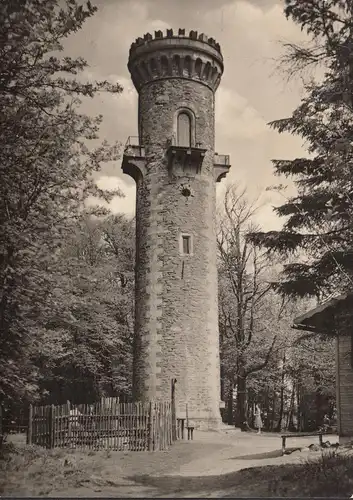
xmin=48 ymin=405 xmax=54 ymax=449
xmin=148 ymin=402 xmax=153 ymax=451
xmin=27 ymin=404 xmax=33 ymax=445
xmin=66 ymin=400 xmax=71 ymax=444
xmin=171 ymin=378 xmax=177 ymax=442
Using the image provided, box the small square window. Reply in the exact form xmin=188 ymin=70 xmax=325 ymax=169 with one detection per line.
xmin=182 ymin=235 xmax=190 ymax=254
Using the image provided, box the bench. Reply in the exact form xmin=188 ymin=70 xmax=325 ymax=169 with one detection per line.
xmin=281 ymin=432 xmax=323 ymax=455
xmin=187 ymin=426 xmax=194 ymax=440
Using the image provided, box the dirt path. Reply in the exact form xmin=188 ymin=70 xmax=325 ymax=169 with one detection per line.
xmin=4 ymin=430 xmax=338 ymax=497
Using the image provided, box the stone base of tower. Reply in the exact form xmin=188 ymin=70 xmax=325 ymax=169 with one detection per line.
xmin=177 ymin=407 xmax=222 ymax=431
xmin=188 ymin=417 xmax=223 ymax=431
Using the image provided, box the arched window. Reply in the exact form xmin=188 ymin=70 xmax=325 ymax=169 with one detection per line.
xmin=177 ymin=112 xmax=191 ymax=147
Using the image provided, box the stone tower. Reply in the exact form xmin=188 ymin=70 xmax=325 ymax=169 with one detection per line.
xmin=122 ymin=28 xmax=230 ymax=430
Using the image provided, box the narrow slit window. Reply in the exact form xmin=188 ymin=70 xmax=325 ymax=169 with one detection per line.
xmin=182 ymin=235 xmax=191 ymax=254
xmin=177 ymin=112 xmax=191 ymax=147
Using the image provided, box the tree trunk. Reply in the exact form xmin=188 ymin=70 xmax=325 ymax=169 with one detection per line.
xmin=315 ymin=388 xmax=324 ymax=430
xmin=250 ymin=399 xmax=254 ymax=428
xmin=263 ymin=387 xmax=270 ymax=431
xmin=227 ymin=382 xmax=233 ymax=425
xmin=220 ymin=363 xmax=225 ymax=403
xmin=287 ymin=384 xmax=296 ymax=431
xmin=275 ymin=353 xmax=286 ymax=432
xmin=276 ymin=383 xmax=285 ymax=432
xmin=296 ymin=381 xmax=303 ymax=431
xmin=220 ymin=366 xmax=228 ymax=424
xmin=270 ymin=390 xmax=276 ymax=431
xmin=235 ymin=372 xmax=248 ymax=430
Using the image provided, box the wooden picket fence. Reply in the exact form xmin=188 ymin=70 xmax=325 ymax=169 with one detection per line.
xmin=27 ymin=399 xmax=175 ymax=451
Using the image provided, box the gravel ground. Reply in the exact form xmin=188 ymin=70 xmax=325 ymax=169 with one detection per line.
xmin=2 ymin=429 xmax=339 ymax=497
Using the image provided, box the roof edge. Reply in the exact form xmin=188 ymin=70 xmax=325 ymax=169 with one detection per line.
xmin=293 ymin=293 xmax=350 ymax=327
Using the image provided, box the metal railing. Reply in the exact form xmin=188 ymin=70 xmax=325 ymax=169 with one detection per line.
xmin=124 ymin=136 xmax=145 ymax=157
xmin=125 ymin=136 xmax=140 ymax=147
xmin=214 ymin=153 xmax=230 ymax=165
xmin=124 ymin=137 xmax=228 ymax=165
xmin=169 ymin=134 xmax=204 ymax=149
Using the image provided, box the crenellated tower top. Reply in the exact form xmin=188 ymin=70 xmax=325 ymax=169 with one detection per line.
xmin=128 ymin=28 xmax=224 ymax=93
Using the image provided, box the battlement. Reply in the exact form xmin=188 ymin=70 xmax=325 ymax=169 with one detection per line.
xmin=128 ymin=28 xmax=224 ymax=92
xmin=130 ymin=29 xmax=222 ymax=55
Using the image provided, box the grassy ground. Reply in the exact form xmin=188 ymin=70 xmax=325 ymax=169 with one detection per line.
xmin=1 ymin=431 xmax=351 ymax=497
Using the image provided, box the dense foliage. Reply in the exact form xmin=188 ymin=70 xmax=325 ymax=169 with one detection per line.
xmin=36 ymin=215 xmax=135 ymax=404
xmin=0 ymin=0 xmax=125 ymax=405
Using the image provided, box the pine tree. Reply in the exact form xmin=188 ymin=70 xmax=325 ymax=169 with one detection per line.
xmin=248 ymin=0 xmax=353 ymax=300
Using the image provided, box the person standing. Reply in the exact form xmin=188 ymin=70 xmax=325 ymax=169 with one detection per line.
xmin=255 ymin=404 xmax=263 ymax=434
xmin=323 ymin=413 xmax=330 ymax=433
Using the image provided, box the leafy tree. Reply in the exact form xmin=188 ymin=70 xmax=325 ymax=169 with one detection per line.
xmin=217 ymin=186 xmax=282 ymax=429
xmin=217 ymin=185 xmax=333 ymax=431
xmin=248 ymin=0 xmax=353 ymax=300
xmin=0 ymin=0 xmax=123 ymax=406
xmin=37 ymin=215 xmax=135 ymax=404
xmin=287 ymin=335 xmax=335 ymax=431
xmin=245 ymin=315 xmax=335 ymax=432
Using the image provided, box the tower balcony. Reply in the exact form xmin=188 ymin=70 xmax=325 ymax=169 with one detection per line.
xmin=214 ymin=153 xmax=231 ymax=182
xmin=123 ymin=136 xmax=145 ymax=157
xmin=122 ymin=136 xmax=231 ymax=183
xmin=167 ymin=136 xmax=207 ymax=176
xmin=122 ymin=136 xmax=146 ymax=182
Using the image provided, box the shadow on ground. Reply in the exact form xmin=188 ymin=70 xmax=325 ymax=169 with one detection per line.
xmin=129 ymin=456 xmax=350 ymax=498
xmin=228 ymin=449 xmax=283 ymax=460
xmin=130 ymin=468 xmax=273 ymax=496
xmin=129 ymin=465 xmax=310 ymax=498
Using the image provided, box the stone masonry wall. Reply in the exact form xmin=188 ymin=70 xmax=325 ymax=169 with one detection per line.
xmin=133 ymin=78 xmax=221 ymax=428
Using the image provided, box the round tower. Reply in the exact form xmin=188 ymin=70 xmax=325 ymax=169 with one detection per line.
xmin=122 ymin=28 xmax=230 ymax=430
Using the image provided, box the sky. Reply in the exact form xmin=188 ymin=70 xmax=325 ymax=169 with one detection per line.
xmin=65 ymin=0 xmax=311 ymax=230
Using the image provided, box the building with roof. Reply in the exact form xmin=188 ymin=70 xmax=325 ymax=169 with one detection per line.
xmin=293 ymin=293 xmax=353 ymax=442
